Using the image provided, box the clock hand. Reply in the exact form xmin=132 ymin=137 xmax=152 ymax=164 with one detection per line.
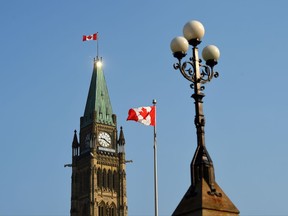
xmin=100 ymin=137 xmax=109 ymax=143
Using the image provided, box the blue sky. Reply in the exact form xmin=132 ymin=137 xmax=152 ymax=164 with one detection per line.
xmin=1 ymin=1 xmax=288 ymax=216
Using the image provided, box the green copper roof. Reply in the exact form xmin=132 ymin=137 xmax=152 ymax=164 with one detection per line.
xmin=82 ymin=58 xmax=114 ymax=127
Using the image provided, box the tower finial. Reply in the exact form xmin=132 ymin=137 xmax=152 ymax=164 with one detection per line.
xmin=72 ymin=130 xmax=79 ymax=157
xmin=72 ymin=130 xmax=78 ymax=148
xmin=118 ymin=126 xmax=126 ymax=146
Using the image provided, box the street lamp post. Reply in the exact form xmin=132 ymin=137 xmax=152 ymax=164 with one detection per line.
xmin=170 ymin=20 xmax=239 ymax=216
xmin=170 ymin=20 xmax=221 ymax=195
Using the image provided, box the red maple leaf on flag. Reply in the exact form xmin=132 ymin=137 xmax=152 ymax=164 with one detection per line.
xmin=126 ymin=106 xmax=155 ymax=126
xmin=139 ymin=107 xmax=149 ymax=119
xmin=82 ymin=33 xmax=97 ymax=41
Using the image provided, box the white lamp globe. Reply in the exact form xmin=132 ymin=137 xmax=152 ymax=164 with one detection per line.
xmin=183 ymin=20 xmax=205 ymax=41
xmin=202 ymin=45 xmax=220 ymax=61
xmin=170 ymin=36 xmax=189 ymax=53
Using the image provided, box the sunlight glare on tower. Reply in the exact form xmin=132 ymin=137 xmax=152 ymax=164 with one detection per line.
xmin=96 ymin=59 xmax=102 ymax=68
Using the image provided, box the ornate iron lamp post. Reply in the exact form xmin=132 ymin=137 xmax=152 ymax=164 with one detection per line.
xmin=170 ymin=20 xmax=221 ymax=195
xmin=170 ymin=20 xmax=239 ymax=216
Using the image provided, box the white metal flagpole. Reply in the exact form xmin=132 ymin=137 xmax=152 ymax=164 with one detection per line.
xmin=152 ymin=99 xmax=158 ymax=216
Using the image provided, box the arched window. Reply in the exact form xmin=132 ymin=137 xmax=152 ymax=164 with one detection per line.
xmin=109 ymin=203 xmax=116 ymax=216
xmin=98 ymin=206 xmax=104 ymax=216
xmin=113 ymin=171 xmax=118 ymax=191
xmin=97 ymin=168 xmax=102 ymax=188
xmin=98 ymin=201 xmax=106 ymax=216
xmin=108 ymin=170 xmax=112 ymax=190
xmin=103 ymin=169 xmax=107 ymax=188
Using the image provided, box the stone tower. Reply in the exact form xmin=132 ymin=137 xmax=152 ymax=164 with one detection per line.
xmin=70 ymin=57 xmax=128 ymax=216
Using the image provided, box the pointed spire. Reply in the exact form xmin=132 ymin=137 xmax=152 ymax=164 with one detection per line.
xmin=118 ymin=126 xmax=126 ymax=153
xmin=82 ymin=57 xmax=114 ymax=128
xmin=72 ymin=130 xmax=79 ymax=157
xmin=72 ymin=130 xmax=79 ymax=148
xmin=118 ymin=126 xmax=126 ymax=146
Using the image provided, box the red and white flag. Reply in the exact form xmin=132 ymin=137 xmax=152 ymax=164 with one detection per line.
xmin=127 ymin=106 xmax=156 ymax=126
xmin=82 ymin=33 xmax=97 ymax=41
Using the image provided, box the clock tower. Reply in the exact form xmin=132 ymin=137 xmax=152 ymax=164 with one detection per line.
xmin=70 ymin=57 xmax=128 ymax=216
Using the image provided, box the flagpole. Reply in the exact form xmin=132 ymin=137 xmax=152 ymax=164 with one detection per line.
xmin=152 ymin=99 xmax=158 ymax=216
xmin=97 ymin=32 xmax=99 ymax=58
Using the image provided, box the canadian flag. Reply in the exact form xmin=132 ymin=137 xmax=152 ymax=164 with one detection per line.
xmin=82 ymin=33 xmax=97 ymax=41
xmin=127 ymin=106 xmax=156 ymax=126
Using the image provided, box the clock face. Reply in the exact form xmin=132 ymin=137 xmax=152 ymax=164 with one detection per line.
xmin=98 ymin=132 xmax=111 ymax=147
